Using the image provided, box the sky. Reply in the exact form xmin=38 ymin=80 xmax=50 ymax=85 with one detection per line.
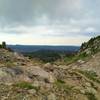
xmin=0 ymin=0 xmax=100 ymax=45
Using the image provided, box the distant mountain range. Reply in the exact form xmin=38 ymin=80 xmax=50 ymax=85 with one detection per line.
xmin=7 ymin=45 xmax=80 ymax=53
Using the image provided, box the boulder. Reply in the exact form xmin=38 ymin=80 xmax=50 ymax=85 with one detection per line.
xmin=27 ymin=66 xmax=55 ymax=83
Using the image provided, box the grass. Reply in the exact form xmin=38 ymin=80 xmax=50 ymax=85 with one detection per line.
xmin=15 ymin=82 xmax=39 ymax=90
xmin=85 ymin=92 xmax=97 ymax=100
xmin=5 ymin=61 xmax=15 ymax=67
xmin=64 ymin=52 xmax=89 ymax=65
xmin=57 ymin=79 xmax=65 ymax=84
xmin=78 ymin=70 xmax=100 ymax=84
xmin=54 ymin=79 xmax=74 ymax=94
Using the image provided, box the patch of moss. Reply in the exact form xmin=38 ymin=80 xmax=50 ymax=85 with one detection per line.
xmin=85 ymin=92 xmax=97 ymax=100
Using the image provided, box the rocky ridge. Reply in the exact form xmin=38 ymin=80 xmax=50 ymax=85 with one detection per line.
xmin=0 ymin=36 xmax=100 ymax=100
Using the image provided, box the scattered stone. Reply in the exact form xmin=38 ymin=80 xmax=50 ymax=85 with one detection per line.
xmin=85 ymin=87 xmax=97 ymax=94
xmin=32 ymin=81 xmax=40 ymax=87
xmin=28 ymin=89 xmax=36 ymax=94
xmin=77 ymin=60 xmax=85 ymax=64
xmin=49 ymin=73 xmax=55 ymax=83
xmin=85 ymin=82 xmax=91 ymax=87
xmin=48 ymin=93 xmax=56 ymax=100
xmin=80 ymin=89 xmax=85 ymax=94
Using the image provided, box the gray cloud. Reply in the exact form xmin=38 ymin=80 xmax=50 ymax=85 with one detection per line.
xmin=0 ymin=0 xmax=99 ymax=37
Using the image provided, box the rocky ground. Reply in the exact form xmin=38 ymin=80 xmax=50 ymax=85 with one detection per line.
xmin=0 ymin=36 xmax=100 ymax=100
xmin=0 ymin=48 xmax=100 ymax=100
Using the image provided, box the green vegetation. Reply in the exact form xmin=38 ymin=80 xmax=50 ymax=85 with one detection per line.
xmin=56 ymin=79 xmax=65 ymax=84
xmin=85 ymin=92 xmax=97 ymax=100
xmin=54 ymin=79 xmax=74 ymax=94
xmin=15 ymin=82 xmax=39 ymax=90
xmin=64 ymin=52 xmax=88 ymax=65
xmin=64 ymin=35 xmax=100 ymax=65
xmin=5 ymin=61 xmax=15 ymax=67
xmin=78 ymin=70 xmax=100 ymax=83
xmin=23 ymin=48 xmax=77 ymax=63
xmin=80 ymin=35 xmax=100 ymax=55
xmin=0 ymin=41 xmax=6 ymax=49
xmin=24 ymin=50 xmax=62 ymax=63
xmin=2 ymin=42 xmax=6 ymax=48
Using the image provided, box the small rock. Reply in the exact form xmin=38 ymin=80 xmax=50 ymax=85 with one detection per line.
xmin=77 ymin=60 xmax=85 ymax=64
xmin=85 ymin=82 xmax=91 ymax=87
xmin=48 ymin=93 xmax=56 ymax=100
xmin=28 ymin=89 xmax=36 ymax=94
xmin=32 ymin=81 xmax=40 ymax=87
xmin=44 ymin=63 xmax=52 ymax=67
xmin=49 ymin=73 xmax=55 ymax=83
xmin=85 ymin=87 xmax=97 ymax=94
xmin=80 ymin=90 xmax=85 ymax=94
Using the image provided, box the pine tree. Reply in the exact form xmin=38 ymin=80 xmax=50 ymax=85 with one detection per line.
xmin=2 ymin=41 xmax=6 ymax=48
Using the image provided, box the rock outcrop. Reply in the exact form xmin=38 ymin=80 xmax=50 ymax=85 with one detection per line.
xmin=79 ymin=35 xmax=100 ymax=55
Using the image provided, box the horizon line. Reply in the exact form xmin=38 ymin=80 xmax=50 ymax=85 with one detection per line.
xmin=7 ymin=44 xmax=81 ymax=46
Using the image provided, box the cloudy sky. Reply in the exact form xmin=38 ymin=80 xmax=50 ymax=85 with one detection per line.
xmin=0 ymin=0 xmax=99 ymax=45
